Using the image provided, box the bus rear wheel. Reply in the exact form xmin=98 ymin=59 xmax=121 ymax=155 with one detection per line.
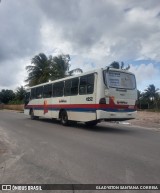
xmin=30 ymin=109 xmax=39 ymax=120
xmin=30 ymin=109 xmax=35 ymax=120
xmin=60 ymin=110 xmax=69 ymax=126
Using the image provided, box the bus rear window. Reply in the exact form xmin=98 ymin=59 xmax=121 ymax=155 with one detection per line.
xmin=104 ymin=70 xmax=136 ymax=90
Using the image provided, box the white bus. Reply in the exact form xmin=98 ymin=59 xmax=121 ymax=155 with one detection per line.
xmin=24 ymin=67 xmax=137 ymax=126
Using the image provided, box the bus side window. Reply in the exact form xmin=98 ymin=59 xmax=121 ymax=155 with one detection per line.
xmin=31 ymin=88 xmax=36 ymax=99
xmin=64 ymin=80 xmax=71 ymax=96
xmin=24 ymin=92 xmax=30 ymax=106
xmin=36 ymin=86 xmax=43 ymax=99
xmin=87 ymin=74 xmax=94 ymax=94
xmin=64 ymin=78 xmax=79 ymax=96
xmin=43 ymin=84 xmax=52 ymax=98
xmin=79 ymin=76 xmax=87 ymax=95
xmin=53 ymin=81 xmax=64 ymax=97
xmin=79 ymin=74 xmax=94 ymax=95
xmin=71 ymin=78 xmax=79 ymax=95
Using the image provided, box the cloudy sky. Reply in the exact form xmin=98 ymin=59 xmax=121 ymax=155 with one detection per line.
xmin=0 ymin=0 xmax=160 ymax=91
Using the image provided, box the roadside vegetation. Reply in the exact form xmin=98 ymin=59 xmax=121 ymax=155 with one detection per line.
xmin=0 ymin=86 xmax=25 ymax=105
xmin=137 ymin=85 xmax=160 ymax=112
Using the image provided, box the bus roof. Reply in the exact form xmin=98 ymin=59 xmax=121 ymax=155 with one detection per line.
xmin=26 ymin=67 xmax=135 ymax=89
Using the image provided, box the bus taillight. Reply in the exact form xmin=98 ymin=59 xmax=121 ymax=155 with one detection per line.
xmin=99 ymin=98 xmax=106 ymax=104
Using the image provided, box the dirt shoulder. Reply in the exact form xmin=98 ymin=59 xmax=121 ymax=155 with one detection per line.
xmin=128 ymin=111 xmax=160 ymax=129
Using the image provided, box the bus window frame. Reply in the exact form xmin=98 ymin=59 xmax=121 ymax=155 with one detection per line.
xmin=53 ymin=81 xmax=64 ymax=97
xmin=64 ymin=78 xmax=79 ymax=96
xmin=35 ymin=86 xmax=43 ymax=99
xmin=31 ymin=88 xmax=36 ymax=99
xmin=79 ymin=73 xmax=94 ymax=95
xmin=43 ymin=84 xmax=52 ymax=98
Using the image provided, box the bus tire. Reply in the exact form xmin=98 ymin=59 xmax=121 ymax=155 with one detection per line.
xmin=30 ymin=109 xmax=39 ymax=120
xmin=30 ymin=109 xmax=35 ymax=120
xmin=60 ymin=110 xmax=69 ymax=126
xmin=85 ymin=120 xmax=98 ymax=127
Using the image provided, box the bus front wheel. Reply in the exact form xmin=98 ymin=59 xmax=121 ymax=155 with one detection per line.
xmin=60 ymin=110 xmax=69 ymax=126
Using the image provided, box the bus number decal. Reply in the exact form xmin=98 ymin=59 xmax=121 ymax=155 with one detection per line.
xmin=86 ymin=97 xmax=93 ymax=101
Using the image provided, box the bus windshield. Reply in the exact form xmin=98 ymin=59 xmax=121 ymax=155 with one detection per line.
xmin=104 ymin=70 xmax=136 ymax=90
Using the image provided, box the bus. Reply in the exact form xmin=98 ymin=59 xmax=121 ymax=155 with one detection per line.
xmin=24 ymin=67 xmax=137 ymax=126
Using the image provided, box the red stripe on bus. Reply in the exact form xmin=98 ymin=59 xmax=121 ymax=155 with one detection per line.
xmin=26 ymin=104 xmax=135 ymax=110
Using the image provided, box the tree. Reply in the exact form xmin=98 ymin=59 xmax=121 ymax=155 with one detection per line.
xmin=109 ymin=61 xmax=130 ymax=70
xmin=50 ymin=54 xmax=83 ymax=79
xmin=50 ymin=54 xmax=71 ymax=80
xmin=120 ymin=62 xmax=130 ymax=70
xmin=144 ymin=84 xmax=159 ymax=101
xmin=137 ymin=90 xmax=150 ymax=109
xmin=25 ymin=53 xmax=51 ymax=86
xmin=157 ymin=93 xmax=160 ymax=109
xmin=15 ymin=86 xmax=26 ymax=101
xmin=68 ymin=68 xmax=83 ymax=76
xmin=144 ymin=84 xmax=159 ymax=109
xmin=0 ymin=89 xmax=15 ymax=104
xmin=109 ymin=61 xmax=120 ymax=69
xmin=137 ymin=90 xmax=142 ymax=101
xmin=26 ymin=53 xmax=83 ymax=86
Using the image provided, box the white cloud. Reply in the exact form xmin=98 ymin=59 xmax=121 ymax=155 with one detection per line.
xmin=37 ymin=0 xmax=160 ymax=64
xmin=0 ymin=0 xmax=160 ymax=90
xmin=0 ymin=58 xmax=28 ymax=90
xmin=130 ymin=63 xmax=160 ymax=91
xmin=40 ymin=22 xmax=73 ymax=56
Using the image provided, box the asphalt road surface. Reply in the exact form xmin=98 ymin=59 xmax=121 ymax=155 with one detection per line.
xmin=0 ymin=110 xmax=160 ymax=193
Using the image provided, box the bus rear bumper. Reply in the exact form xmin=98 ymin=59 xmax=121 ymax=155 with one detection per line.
xmin=96 ymin=110 xmax=137 ymax=121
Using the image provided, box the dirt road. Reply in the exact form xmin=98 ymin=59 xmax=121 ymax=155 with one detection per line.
xmin=128 ymin=111 xmax=160 ymax=129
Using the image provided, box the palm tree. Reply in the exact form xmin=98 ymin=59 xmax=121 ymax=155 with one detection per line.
xmin=137 ymin=90 xmax=149 ymax=109
xmin=50 ymin=54 xmax=83 ymax=80
xmin=109 ymin=61 xmax=120 ymax=69
xmin=68 ymin=68 xmax=83 ymax=76
xmin=120 ymin=62 xmax=130 ymax=70
xmin=16 ymin=86 xmax=26 ymax=101
xmin=144 ymin=84 xmax=159 ymax=101
xmin=25 ymin=53 xmax=51 ymax=86
xmin=26 ymin=53 xmax=83 ymax=86
xmin=50 ymin=54 xmax=70 ymax=80
xmin=144 ymin=84 xmax=159 ymax=108
xmin=108 ymin=61 xmax=130 ymax=70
